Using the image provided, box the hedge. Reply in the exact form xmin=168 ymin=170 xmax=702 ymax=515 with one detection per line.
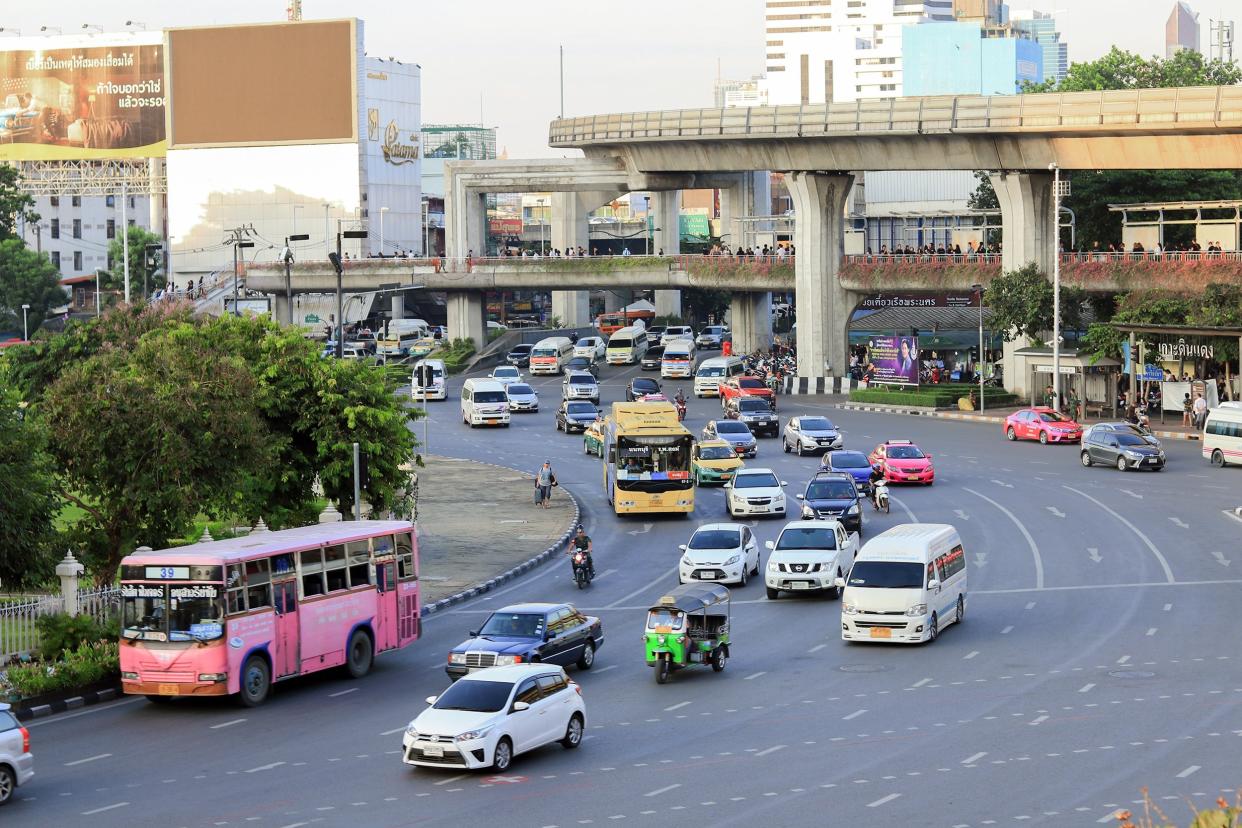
xmin=849 ymin=384 xmax=1017 ymax=409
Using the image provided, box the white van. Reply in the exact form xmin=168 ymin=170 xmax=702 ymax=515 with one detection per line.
xmin=607 ymin=325 xmax=649 ymax=365
xmin=1203 ymin=401 xmax=1242 ymax=467
xmin=694 ymin=355 xmax=746 ymax=397
xmin=529 ymin=336 xmax=575 ymax=375
xmin=411 ymin=358 xmax=447 ymax=401
xmin=661 ymin=339 xmax=697 ymax=379
xmin=460 ymin=378 xmax=510 ymax=427
xmin=839 ymin=523 xmax=966 ymax=644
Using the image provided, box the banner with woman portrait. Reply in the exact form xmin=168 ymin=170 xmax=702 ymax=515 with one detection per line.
xmin=867 ymin=335 xmax=920 ymax=386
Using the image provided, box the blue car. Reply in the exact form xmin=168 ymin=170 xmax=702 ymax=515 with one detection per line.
xmin=796 ymin=471 xmax=863 ymax=535
xmin=446 ymin=602 xmax=604 ymax=680
xmin=820 ymin=450 xmax=875 ymax=494
xmin=703 ymin=419 xmax=757 ymax=458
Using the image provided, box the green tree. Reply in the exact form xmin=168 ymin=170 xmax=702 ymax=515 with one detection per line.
xmin=985 ymin=263 xmax=1084 ymax=345
xmin=104 ymin=225 xmax=164 ymax=298
xmin=0 ymin=164 xmax=38 ymax=241
xmin=682 ymin=288 xmax=731 ymax=327
xmin=0 ymin=379 xmax=58 ymax=588
xmin=1024 ymin=46 xmax=1242 ymax=93
xmin=0 ymin=238 xmax=65 ymax=337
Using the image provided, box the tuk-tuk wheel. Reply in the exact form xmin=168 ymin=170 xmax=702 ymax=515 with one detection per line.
xmin=711 ymin=647 xmax=727 ymax=672
xmin=653 ymin=657 xmax=670 ymax=684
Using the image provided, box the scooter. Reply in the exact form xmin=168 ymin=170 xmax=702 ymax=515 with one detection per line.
xmin=572 ymin=552 xmax=593 ymax=589
xmin=872 ymin=480 xmax=890 ymax=514
xmin=675 ymin=398 xmax=687 ymax=422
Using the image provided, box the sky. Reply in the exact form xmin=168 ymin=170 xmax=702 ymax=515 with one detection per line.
xmin=2 ymin=1 xmax=1234 ymax=158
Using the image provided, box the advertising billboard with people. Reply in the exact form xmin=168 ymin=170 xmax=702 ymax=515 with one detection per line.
xmin=0 ymin=33 xmax=166 ymax=160
xmin=867 ymin=335 xmax=920 ymax=386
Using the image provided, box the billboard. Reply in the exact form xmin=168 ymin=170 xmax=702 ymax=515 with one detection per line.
xmin=867 ymin=335 xmax=920 ymax=386
xmin=0 ymin=34 xmax=165 ymax=160
xmin=167 ymin=19 xmax=358 ymax=149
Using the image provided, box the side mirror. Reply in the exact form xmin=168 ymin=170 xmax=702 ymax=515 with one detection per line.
xmin=925 ymin=454 xmax=934 ymax=459
xmin=780 ymin=481 xmax=788 ymax=487
xmin=795 ymin=493 xmax=804 ymax=500
xmin=425 ymin=695 xmax=438 ymax=706
xmin=678 ymin=544 xmax=688 ymax=552
xmin=927 ymin=579 xmax=940 ymax=590
xmin=468 ymin=630 xmax=479 ymax=637
xmin=834 ymin=577 xmax=846 ymax=588
xmin=764 ymin=540 xmax=775 ymax=550
xmin=723 ymin=482 xmax=732 ymax=489
xmin=511 ymin=701 xmax=530 ymax=712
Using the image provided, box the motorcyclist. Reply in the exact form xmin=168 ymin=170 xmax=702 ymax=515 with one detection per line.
xmin=674 ymin=387 xmax=687 ymax=419
xmin=869 ymin=463 xmax=886 ymax=507
xmin=567 ymin=524 xmax=595 ymax=580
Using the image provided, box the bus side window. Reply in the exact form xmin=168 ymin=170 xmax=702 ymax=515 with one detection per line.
xmin=300 ymin=548 xmax=325 ymax=597
xmin=324 ymin=544 xmax=348 ymax=592
xmin=347 ymin=540 xmax=372 ymax=587
xmin=245 ymin=558 xmax=272 ymax=610
xmin=226 ymin=564 xmax=246 ymax=614
xmin=396 ymin=533 xmax=417 ymax=580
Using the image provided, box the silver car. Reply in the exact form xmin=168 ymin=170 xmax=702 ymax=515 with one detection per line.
xmin=562 ymin=371 xmax=600 ymax=403
xmin=0 ymin=703 xmax=33 ymax=805
xmin=506 ymin=383 xmax=540 ymax=413
xmin=783 ymin=416 xmax=844 ymax=456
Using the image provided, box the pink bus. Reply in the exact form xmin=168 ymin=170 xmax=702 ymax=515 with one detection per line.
xmin=119 ymin=520 xmax=420 ymax=706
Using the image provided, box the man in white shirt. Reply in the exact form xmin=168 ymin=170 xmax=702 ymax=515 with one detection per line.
xmin=1192 ymin=393 xmax=1208 ymax=429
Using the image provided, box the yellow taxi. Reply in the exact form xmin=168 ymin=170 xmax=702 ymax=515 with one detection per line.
xmin=691 ymin=439 xmax=745 ymax=486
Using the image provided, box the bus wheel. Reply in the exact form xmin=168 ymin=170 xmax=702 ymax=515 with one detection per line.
xmin=1211 ymin=449 xmax=1225 ymax=468
xmin=238 ymin=656 xmax=271 ymax=707
xmin=346 ymin=630 xmax=374 ymax=679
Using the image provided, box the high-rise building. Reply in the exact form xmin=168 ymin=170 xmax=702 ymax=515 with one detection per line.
xmin=714 ymin=76 xmax=768 ymax=108
xmin=1166 ymin=1 xmax=1200 ymax=58
xmin=1011 ymin=9 xmax=1068 ymax=84
xmin=760 ymin=0 xmax=954 ymax=106
xmin=903 ymin=22 xmax=1042 ymax=96
xmin=20 ymin=194 xmax=154 ymax=281
xmin=1208 ymin=18 xmax=1235 ymax=63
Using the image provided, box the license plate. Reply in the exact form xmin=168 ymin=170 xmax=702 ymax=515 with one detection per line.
xmin=907 ymin=475 xmax=920 ymax=480
xmin=423 ymin=744 xmax=443 ymax=758
xmin=158 ymin=683 xmax=181 ymax=695
xmin=870 ymin=628 xmax=892 ymax=639
xmin=701 ymin=572 xmax=718 ymax=580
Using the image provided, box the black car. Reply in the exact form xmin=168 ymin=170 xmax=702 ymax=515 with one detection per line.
xmin=507 ymin=343 xmax=533 ymax=367
xmin=1085 ymin=421 xmax=1161 ymax=448
xmin=640 ymin=345 xmax=666 ymax=371
xmin=626 ymin=376 xmax=662 ymax=401
xmin=445 ymin=602 xmax=604 ymax=680
xmin=797 ymin=471 xmax=863 ymax=534
xmin=565 ymin=356 xmax=599 ymax=378
xmin=556 ymin=400 xmax=599 ymax=432
xmin=1081 ymin=429 xmax=1165 ymax=471
xmin=725 ymin=396 xmax=780 ymax=438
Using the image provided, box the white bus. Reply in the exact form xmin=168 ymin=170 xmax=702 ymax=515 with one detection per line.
xmin=606 ymin=325 xmax=650 ymax=365
xmin=839 ymin=524 xmax=967 ymax=645
xmin=529 ymin=336 xmax=575 ymax=375
xmin=1203 ymin=401 xmax=1242 ymax=467
xmin=694 ymin=355 xmax=746 ymax=397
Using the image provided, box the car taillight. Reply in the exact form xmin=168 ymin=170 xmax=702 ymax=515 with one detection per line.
xmin=20 ymin=726 xmax=30 ymax=753
xmin=570 ymin=681 xmax=582 ymax=696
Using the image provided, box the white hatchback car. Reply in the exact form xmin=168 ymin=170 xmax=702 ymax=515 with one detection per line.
xmin=678 ymin=523 xmax=761 ymax=586
xmin=725 ymin=468 xmax=787 ymax=518
xmin=574 ymin=336 xmax=606 ymax=361
xmin=0 ymin=703 xmax=33 ymax=806
xmin=403 ymin=664 xmax=585 ymax=772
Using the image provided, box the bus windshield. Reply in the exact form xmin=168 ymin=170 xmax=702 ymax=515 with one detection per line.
xmin=617 ymin=435 xmax=693 ymax=492
xmin=121 ymin=583 xmax=225 ymax=642
xmin=531 ymin=348 xmax=557 ymax=359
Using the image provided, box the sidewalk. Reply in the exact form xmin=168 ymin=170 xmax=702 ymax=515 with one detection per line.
xmin=835 ymin=401 xmax=1205 ymax=442
xmin=414 ymin=455 xmax=578 ymax=609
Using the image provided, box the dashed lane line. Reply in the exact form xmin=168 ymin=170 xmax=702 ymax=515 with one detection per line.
xmin=842 ymin=709 xmax=867 ymax=721
xmin=742 ymin=671 xmax=767 ymax=681
xmin=64 ymin=753 xmax=112 ymax=766
xmin=644 ymin=784 xmax=681 ymax=797
xmin=210 ymin=718 xmax=247 ymax=730
xmin=1176 ymin=765 xmax=1201 ymax=778
xmin=964 ymin=650 xmax=980 ymax=660
xmin=329 ymin=688 xmax=359 ymax=698
xmin=82 ymin=802 xmax=129 ymax=816
xmin=664 ymin=701 xmax=691 ymax=712
xmin=754 ymin=745 xmax=786 ymax=758
xmin=961 ymin=752 xmax=987 ymax=765
xmin=867 ymin=794 xmax=902 ymax=808
xmin=433 ymin=774 xmax=468 ymax=786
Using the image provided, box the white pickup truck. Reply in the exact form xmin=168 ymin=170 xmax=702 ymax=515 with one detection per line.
xmin=763 ymin=519 xmax=860 ymax=600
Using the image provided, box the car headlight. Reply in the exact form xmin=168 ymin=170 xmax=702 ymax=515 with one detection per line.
xmin=456 ymin=726 xmax=492 ymax=742
xmin=449 ymin=652 xmax=467 ymax=665
xmin=842 ymin=602 xmax=857 ymax=615
xmin=847 ymin=503 xmax=859 ymax=515
xmin=906 ymin=603 xmax=928 ymax=617
xmin=1158 ymin=451 xmax=1165 ymax=458
xmin=802 ymin=437 xmax=816 ymax=445
xmin=681 ymin=554 xmax=693 ymax=567
xmin=406 ymin=722 xmax=420 ymax=737
xmin=801 ymin=504 xmax=815 ymax=518
xmin=494 ymin=655 xmax=521 ymax=666
xmin=767 ymin=561 xmax=780 ymax=572
xmin=1124 ymin=450 xmax=1142 ymax=459
xmin=775 ymin=493 xmax=785 ymax=502
xmin=724 ymin=555 xmax=740 ymax=566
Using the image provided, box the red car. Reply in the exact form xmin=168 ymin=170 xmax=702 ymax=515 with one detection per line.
xmin=868 ymin=440 xmax=935 ymax=484
xmin=719 ymin=376 xmax=776 ymax=410
xmin=1004 ymin=407 xmax=1082 ymax=444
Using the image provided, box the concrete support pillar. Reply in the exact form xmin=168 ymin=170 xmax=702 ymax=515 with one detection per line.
xmin=720 ymin=172 xmax=771 ymax=251
xmin=729 ymin=293 xmax=773 ymax=354
xmin=445 ymin=176 xmax=487 ymax=259
xmin=600 ymin=291 xmax=624 ymax=313
xmin=787 ymin=172 xmax=855 ymax=380
xmin=549 ymin=190 xmax=617 ymax=328
xmin=391 ymin=293 xmax=405 ymax=322
xmin=446 ymin=290 xmax=486 ymax=350
xmin=273 ymin=294 xmax=293 ymax=325
xmin=652 ymin=189 xmax=682 ymax=319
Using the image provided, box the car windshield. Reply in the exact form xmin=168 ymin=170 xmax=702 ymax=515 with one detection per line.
xmin=776 ymin=527 xmax=837 ymax=550
xmin=831 ymin=452 xmax=870 ymax=468
xmin=646 ymin=609 xmax=685 ymax=630
xmin=800 ymin=417 xmax=834 ymax=431
xmin=700 ymin=445 xmax=736 ymax=460
xmin=688 ymin=529 xmax=741 ymax=549
xmin=886 ymin=445 xmax=924 ymax=459
xmin=734 ymin=472 xmax=779 ymax=489
xmin=697 ymin=365 xmax=724 ymax=377
xmin=567 ymin=402 xmax=596 ymax=415
xmin=508 ymin=384 xmax=534 ymax=395
xmin=806 ymin=480 xmax=856 ymax=499
xmin=580 ymin=338 xmax=598 ymax=347
xmin=716 ymin=421 xmax=749 ymax=434
xmin=531 ymin=348 xmax=557 ymax=358
xmin=1116 ymin=433 xmax=1148 ymax=447
xmin=479 ymin=612 xmax=545 ymax=638
xmin=1037 ymin=411 xmax=1071 ymax=423
xmin=121 ymin=583 xmax=225 ymax=642
xmin=739 ymin=378 xmax=765 ymax=390
xmin=568 ymin=375 xmax=595 ymax=386
xmin=493 ymin=367 xmax=518 ymax=378
xmin=474 ymin=390 xmax=507 ymax=403
xmin=433 ymin=679 xmax=513 ymax=713
xmin=738 ymin=399 xmax=769 ymax=413
xmin=510 ymin=345 xmax=532 ymax=354
xmin=633 ymin=379 xmax=659 ymax=393
xmin=645 ymin=347 xmax=664 ymax=357
xmin=847 ymin=561 xmax=925 ymax=589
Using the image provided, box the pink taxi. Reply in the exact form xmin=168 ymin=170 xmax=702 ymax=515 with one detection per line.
xmin=1004 ymin=407 xmax=1082 ymax=445
xmin=868 ymin=440 xmax=935 ymax=485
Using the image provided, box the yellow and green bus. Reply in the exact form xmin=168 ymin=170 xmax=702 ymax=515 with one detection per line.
xmin=602 ymin=402 xmax=695 ymax=515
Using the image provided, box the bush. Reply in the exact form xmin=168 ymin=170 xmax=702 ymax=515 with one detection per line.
xmin=849 ymin=384 xmax=1018 ymax=409
xmin=437 ymin=338 xmax=476 ymax=374
xmin=34 ymin=612 xmax=111 ymax=661
xmin=3 ymin=639 xmax=119 ymax=699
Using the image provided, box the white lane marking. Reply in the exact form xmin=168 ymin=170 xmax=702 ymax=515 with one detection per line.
xmin=1025 ymin=602 xmax=1036 ymax=610
xmin=1046 ymin=506 xmax=1066 ymax=518
xmin=1030 ymin=715 xmax=1049 ymax=726
xmin=329 ymin=688 xmax=358 ymax=698
xmin=809 ymin=643 xmax=828 ymax=653
xmin=82 ymin=803 xmax=130 ymax=816
xmin=26 ymin=696 xmax=144 ymax=729
xmin=1001 ymin=626 xmax=1014 ymax=634
xmin=1098 ymin=812 xmax=1125 ymax=823
xmin=953 ymin=509 xmax=970 ymax=521
xmin=1117 ymin=655 xmax=1131 ymax=665
xmin=1170 ymin=517 xmax=1190 ymax=529
xmin=593 ymin=664 xmax=618 ymax=673
xmin=990 ymin=479 xmax=1014 ymax=489
xmin=1146 ymin=628 xmax=1158 ymax=637
xmin=1120 ymin=489 xmax=1143 ymax=499
xmin=963 ymin=487 xmax=1045 ymax=590
xmin=606 ymin=566 xmax=679 ymax=608
xmin=64 ymin=753 xmax=112 ymax=767
xmin=911 ymin=678 xmax=932 ymax=688
xmin=1079 ymin=683 xmax=1096 ymax=693
xmin=278 ymin=823 xmax=309 ymax=828
xmin=1176 ymin=765 xmax=1201 ymax=778
xmin=433 ymin=774 xmax=468 ymax=786
xmin=1063 ymin=485 xmax=1175 ymax=584
xmin=645 ymin=784 xmax=682 ymax=797
xmin=743 ymin=671 xmax=767 ymax=681
xmin=245 ymin=762 xmax=286 ymax=773
xmin=380 ymin=726 xmax=407 ymax=736
xmin=626 ymin=523 xmax=654 ymax=536
xmin=961 ymin=752 xmax=987 ymax=765
xmin=754 ymin=745 xmax=787 ymax=758
xmin=210 ymin=718 xmax=247 ymax=730
xmin=889 ymin=494 xmax=918 ymax=524
xmin=868 ymin=794 xmax=902 ymax=808
xmin=1164 ymin=603 xmax=1173 ymax=611
xmin=843 ymin=709 xmax=867 ymax=721
xmin=664 ymin=701 xmax=692 ymax=712
xmin=963 ymin=650 xmax=980 ymax=660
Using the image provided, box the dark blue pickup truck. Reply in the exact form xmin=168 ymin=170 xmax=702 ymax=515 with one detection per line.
xmin=446 ymin=603 xmax=604 ymax=680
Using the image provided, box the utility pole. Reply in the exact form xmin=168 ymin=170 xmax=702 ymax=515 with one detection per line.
xmin=223 ymin=224 xmax=256 ymax=316
xmin=1049 ymin=163 xmax=1068 ymax=413
xmin=284 ymin=233 xmax=310 ymax=325
xmin=143 ymin=242 xmax=161 ymax=300
xmin=329 ymin=221 xmax=368 ymax=357
xmin=122 ymin=182 xmax=130 ymax=303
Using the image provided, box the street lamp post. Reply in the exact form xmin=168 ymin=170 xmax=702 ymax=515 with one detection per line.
xmin=971 ymin=284 xmax=984 ymax=412
xmin=21 ymin=304 xmax=29 ymax=341
xmin=1049 ymin=162 xmax=1066 ymax=412
xmin=379 ymin=207 xmax=389 ymax=257
xmin=330 ymin=225 xmax=368 ymax=357
xmin=233 ymin=239 xmax=255 ymax=316
xmin=284 ymin=233 xmax=310 ymax=325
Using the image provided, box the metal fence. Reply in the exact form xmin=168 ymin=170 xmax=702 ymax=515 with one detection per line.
xmin=0 ymin=587 xmax=122 ymax=662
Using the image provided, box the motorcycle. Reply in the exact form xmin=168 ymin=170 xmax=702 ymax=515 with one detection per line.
xmin=674 ymin=398 xmax=687 ymax=422
xmin=871 ymin=479 xmax=890 ymax=514
xmin=572 ymin=552 xmax=593 ymax=589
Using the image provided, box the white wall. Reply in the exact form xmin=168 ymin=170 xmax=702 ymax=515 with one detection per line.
xmin=22 ymin=194 xmax=153 ymax=280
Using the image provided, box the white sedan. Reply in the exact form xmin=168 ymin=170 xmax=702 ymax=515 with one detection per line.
xmin=490 ymin=365 xmax=523 ymax=386
xmin=574 ymin=336 xmax=607 ymax=361
xmin=678 ymin=523 xmax=761 ymax=587
xmin=725 ymin=468 xmax=787 ymax=518
xmin=403 ymin=664 xmax=585 ymax=772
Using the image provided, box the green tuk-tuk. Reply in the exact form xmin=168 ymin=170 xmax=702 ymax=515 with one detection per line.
xmin=644 ymin=583 xmax=730 ymax=684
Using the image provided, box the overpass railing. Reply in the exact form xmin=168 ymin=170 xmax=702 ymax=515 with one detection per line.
xmin=550 ymin=86 xmax=1242 ymax=146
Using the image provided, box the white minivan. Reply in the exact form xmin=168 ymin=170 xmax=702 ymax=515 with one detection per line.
xmin=839 ymin=523 xmax=966 ymax=644
xmin=661 ymin=339 xmax=697 ymax=379
xmin=606 ymin=325 xmax=649 ymax=365
xmin=1202 ymin=401 xmax=1242 ymax=468
xmin=411 ymin=358 xmax=446 ymax=401
xmin=694 ymin=355 xmax=746 ymax=397
xmin=461 ymin=378 xmax=511 ymax=428
xmin=530 ymin=336 xmax=575 ymax=375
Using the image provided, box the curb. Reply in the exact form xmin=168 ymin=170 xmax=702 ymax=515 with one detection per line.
xmin=835 ymin=403 xmax=1204 ymax=442
xmin=417 ymin=459 xmax=580 ymax=619
xmin=15 ymin=684 xmax=120 ymax=722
